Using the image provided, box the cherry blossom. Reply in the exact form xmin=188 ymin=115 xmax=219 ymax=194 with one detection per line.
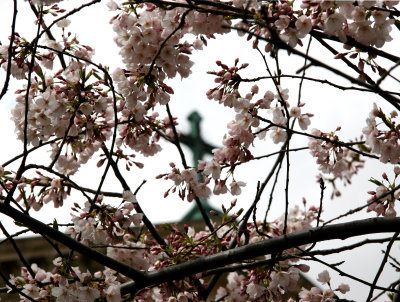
xmin=317 ymin=270 xmax=331 ymax=285
xmin=1 ymin=0 xmax=400 ymax=301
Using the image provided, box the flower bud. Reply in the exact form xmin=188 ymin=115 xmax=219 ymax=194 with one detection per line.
xmin=210 ymin=210 xmax=218 ymax=216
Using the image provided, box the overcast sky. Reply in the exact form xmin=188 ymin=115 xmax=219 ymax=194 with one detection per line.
xmin=1 ymin=1 xmax=400 ymax=300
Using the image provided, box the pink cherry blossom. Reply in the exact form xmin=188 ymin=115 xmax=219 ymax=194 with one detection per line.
xmin=230 ymin=181 xmax=246 ymax=195
xmin=317 ymin=270 xmax=331 ymax=284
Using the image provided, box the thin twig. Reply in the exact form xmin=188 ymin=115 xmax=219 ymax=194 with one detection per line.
xmin=146 ymin=9 xmax=192 ymax=80
xmin=121 ymin=217 xmax=400 ymax=295
xmin=100 ymin=145 xmax=167 ymax=247
xmin=4 ymin=4 xmax=44 ymax=206
xmin=0 ymin=202 xmax=145 ymax=281
xmin=165 ymin=104 xmax=215 ymax=232
xmin=324 ymin=183 xmax=400 ymax=225
xmin=0 ymin=221 xmax=36 ymax=279
xmin=230 ymin=25 xmax=400 ymax=111
xmin=366 ymin=232 xmax=399 ymax=301
xmin=0 ymin=0 xmax=18 ymax=100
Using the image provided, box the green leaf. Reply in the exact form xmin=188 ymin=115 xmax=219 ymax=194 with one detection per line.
xmin=369 ymin=178 xmax=383 ymax=186
xmin=53 ymin=219 xmax=59 ymax=231
xmin=85 ymin=69 xmax=93 ymax=82
xmin=378 ymin=108 xmax=394 ymax=130
xmin=160 ymin=223 xmax=173 ymax=231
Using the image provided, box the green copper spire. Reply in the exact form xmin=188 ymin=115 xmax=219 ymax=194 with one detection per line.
xmin=179 ymin=112 xmax=215 ymax=165
xmin=179 ymin=111 xmax=221 ymax=221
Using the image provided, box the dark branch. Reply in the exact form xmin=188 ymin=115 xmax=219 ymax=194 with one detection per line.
xmin=121 ymin=217 xmax=400 ymax=295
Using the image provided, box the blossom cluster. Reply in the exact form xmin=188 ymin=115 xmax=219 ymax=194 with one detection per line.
xmin=1 ymin=0 xmax=399 ymax=301
xmin=107 ymin=1 xmax=234 ymax=158
xmin=106 ymin=204 xmax=336 ymax=301
xmin=159 ymin=159 xmax=248 ymax=203
xmin=25 ymin=175 xmax=71 ymax=210
xmin=213 ymin=206 xmax=345 ymax=301
xmin=110 ymin=1 xmax=231 ymax=79
xmin=9 ymin=259 xmax=121 ymax=302
xmin=112 ymin=68 xmax=170 ymax=157
xmin=298 ymin=270 xmax=350 ymax=302
xmin=367 ymin=167 xmax=400 ymax=217
xmin=0 ymin=168 xmax=71 ymax=211
xmin=66 ymin=192 xmax=143 ymax=245
xmin=233 ymin=0 xmax=397 ymax=54
xmin=207 ymin=60 xmax=312 ymax=164
xmin=216 ymin=268 xmax=350 ymax=302
xmin=308 ymin=128 xmax=365 ymax=185
xmin=9 ymin=54 xmax=113 ymax=176
xmin=8 ymin=206 xmax=351 ymax=302
xmin=363 ymin=103 xmax=400 ymax=164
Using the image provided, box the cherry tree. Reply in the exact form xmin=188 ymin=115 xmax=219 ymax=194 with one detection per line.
xmin=1 ymin=0 xmax=400 ymax=301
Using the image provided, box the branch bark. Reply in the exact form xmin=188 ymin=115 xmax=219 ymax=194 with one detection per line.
xmin=121 ymin=216 xmax=400 ymax=295
xmin=0 ymin=202 xmax=145 ymax=282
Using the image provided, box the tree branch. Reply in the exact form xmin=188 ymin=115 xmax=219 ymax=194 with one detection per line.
xmin=121 ymin=217 xmax=400 ymax=295
xmin=0 ymin=202 xmax=145 ymax=282
xmin=0 ymin=0 xmax=17 ymax=100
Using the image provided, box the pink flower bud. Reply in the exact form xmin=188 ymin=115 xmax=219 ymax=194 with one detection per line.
xmin=210 ymin=210 xmax=218 ymax=216
xmin=231 ymin=198 xmax=237 ymax=207
xmin=251 ymin=85 xmax=259 ymax=94
xmin=337 ymin=283 xmax=350 ymax=294
xmin=297 ymin=264 xmax=310 ymax=272
xmin=334 ymin=53 xmax=346 ymax=59
xmin=309 ymin=205 xmax=318 ymax=212
xmin=223 ymin=72 xmax=231 ymax=80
